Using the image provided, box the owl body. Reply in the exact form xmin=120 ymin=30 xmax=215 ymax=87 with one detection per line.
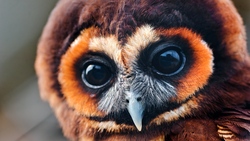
xmin=36 ymin=0 xmax=250 ymax=140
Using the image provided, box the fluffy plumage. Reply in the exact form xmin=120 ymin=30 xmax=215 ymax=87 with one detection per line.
xmin=35 ymin=0 xmax=250 ymax=140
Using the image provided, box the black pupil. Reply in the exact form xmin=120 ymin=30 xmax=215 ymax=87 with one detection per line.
xmin=152 ymin=48 xmax=184 ymax=75
xmin=83 ymin=63 xmax=111 ymax=86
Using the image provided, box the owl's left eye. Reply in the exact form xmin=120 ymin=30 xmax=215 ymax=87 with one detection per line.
xmin=151 ymin=44 xmax=186 ymax=76
xmin=81 ymin=61 xmax=113 ymax=89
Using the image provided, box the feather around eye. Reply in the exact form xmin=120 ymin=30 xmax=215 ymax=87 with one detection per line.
xmin=58 ymin=27 xmax=105 ymax=117
xmin=155 ymin=28 xmax=214 ymax=102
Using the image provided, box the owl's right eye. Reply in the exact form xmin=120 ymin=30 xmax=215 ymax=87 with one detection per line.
xmin=81 ymin=61 xmax=113 ymax=89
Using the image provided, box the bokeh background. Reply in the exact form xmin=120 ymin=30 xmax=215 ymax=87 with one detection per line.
xmin=0 ymin=0 xmax=249 ymax=140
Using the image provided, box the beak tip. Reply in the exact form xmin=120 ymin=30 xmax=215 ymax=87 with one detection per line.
xmin=136 ymin=125 xmax=142 ymax=131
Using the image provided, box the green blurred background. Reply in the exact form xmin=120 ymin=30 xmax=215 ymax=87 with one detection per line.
xmin=0 ymin=0 xmax=249 ymax=140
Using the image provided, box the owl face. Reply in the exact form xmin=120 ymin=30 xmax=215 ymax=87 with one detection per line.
xmin=36 ymin=0 xmax=247 ymax=138
xmin=59 ymin=25 xmax=214 ymax=131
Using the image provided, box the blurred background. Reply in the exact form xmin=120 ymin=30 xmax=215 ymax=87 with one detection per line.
xmin=0 ymin=0 xmax=249 ymax=140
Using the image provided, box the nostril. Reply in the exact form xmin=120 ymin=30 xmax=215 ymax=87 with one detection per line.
xmin=126 ymin=99 xmax=129 ymax=103
xmin=136 ymin=97 xmax=142 ymax=102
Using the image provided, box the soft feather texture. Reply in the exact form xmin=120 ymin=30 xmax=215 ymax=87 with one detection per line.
xmin=35 ymin=0 xmax=250 ymax=140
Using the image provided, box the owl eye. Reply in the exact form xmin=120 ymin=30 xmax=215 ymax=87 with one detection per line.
xmin=82 ymin=61 xmax=112 ymax=88
xmin=151 ymin=45 xmax=185 ymax=76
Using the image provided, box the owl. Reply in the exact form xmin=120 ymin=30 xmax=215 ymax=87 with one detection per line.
xmin=35 ymin=0 xmax=250 ymax=140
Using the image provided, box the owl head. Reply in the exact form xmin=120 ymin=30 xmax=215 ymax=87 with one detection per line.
xmin=35 ymin=0 xmax=249 ymax=139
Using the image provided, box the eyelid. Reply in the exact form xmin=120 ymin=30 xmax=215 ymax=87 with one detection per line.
xmin=80 ymin=55 xmax=114 ymax=72
xmin=149 ymin=43 xmax=181 ymax=63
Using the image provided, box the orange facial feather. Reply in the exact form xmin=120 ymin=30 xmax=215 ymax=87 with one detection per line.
xmin=59 ymin=27 xmax=105 ymax=117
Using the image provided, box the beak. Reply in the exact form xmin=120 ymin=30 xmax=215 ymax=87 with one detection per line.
xmin=126 ymin=91 xmax=145 ymax=131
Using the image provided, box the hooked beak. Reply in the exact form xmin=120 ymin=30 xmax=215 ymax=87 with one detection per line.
xmin=126 ymin=91 xmax=145 ymax=131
